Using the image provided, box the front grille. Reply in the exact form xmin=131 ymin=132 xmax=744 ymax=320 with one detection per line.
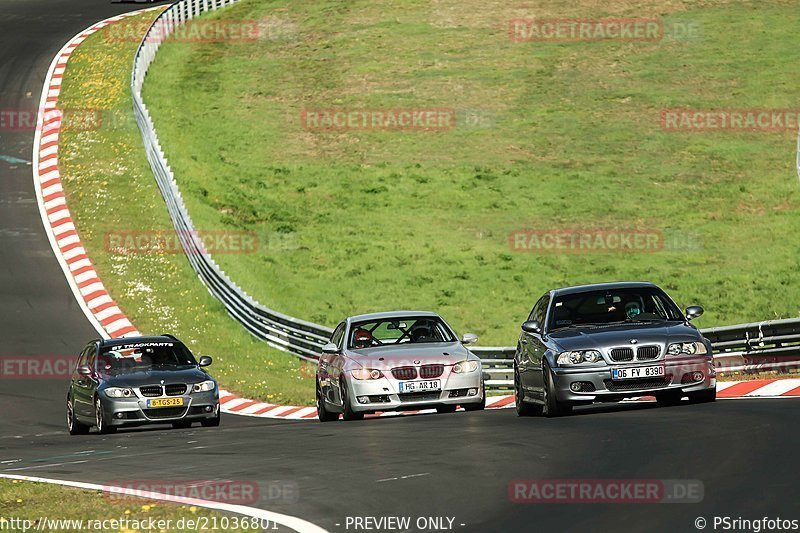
xmin=419 ymin=364 xmax=444 ymax=379
xmin=165 ymin=384 xmax=187 ymax=396
xmin=139 ymin=385 xmax=162 ymax=397
xmin=399 ymin=392 xmax=440 ymax=403
xmin=604 ymin=376 xmax=671 ymax=392
xmin=143 ymin=407 xmax=187 ymax=419
xmin=392 ymin=367 xmax=418 ymax=380
xmin=609 ymin=348 xmax=634 ymax=362
xmin=637 ymin=346 xmax=660 ymax=360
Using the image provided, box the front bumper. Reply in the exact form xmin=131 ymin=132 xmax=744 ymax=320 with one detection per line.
xmin=101 ymin=390 xmax=219 ymax=427
xmin=551 ymin=356 xmax=716 ymax=402
xmin=345 ymin=371 xmax=483 ymax=413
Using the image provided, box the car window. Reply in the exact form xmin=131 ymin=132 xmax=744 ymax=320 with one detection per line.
xmin=348 ymin=317 xmax=455 ymax=349
xmin=98 ymin=341 xmax=197 ymax=375
xmin=75 ymin=346 xmax=91 ymax=374
xmin=549 ymin=287 xmax=683 ymax=330
xmin=528 ymin=294 xmax=548 ymax=325
xmin=331 ymin=323 xmax=345 ymax=349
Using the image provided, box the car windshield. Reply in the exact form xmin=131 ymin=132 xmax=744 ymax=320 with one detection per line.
xmin=97 ymin=341 xmax=197 ymax=375
xmin=348 ymin=317 xmax=455 ymax=349
xmin=548 ymin=287 xmax=683 ymax=332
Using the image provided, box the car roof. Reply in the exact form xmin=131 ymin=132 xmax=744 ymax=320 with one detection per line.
xmin=552 ymin=281 xmax=658 ymax=297
xmin=99 ymin=335 xmax=183 ymax=348
xmin=347 ymin=310 xmax=440 ymax=323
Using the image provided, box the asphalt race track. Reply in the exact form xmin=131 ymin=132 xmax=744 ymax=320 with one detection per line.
xmin=1 ymin=2 xmax=798 ymax=532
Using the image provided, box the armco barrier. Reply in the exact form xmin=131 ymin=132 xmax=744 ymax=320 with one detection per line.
xmin=132 ymin=0 xmax=800 ymax=391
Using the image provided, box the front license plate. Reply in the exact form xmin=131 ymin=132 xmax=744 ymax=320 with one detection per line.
xmin=612 ymin=366 xmax=665 ymax=380
xmin=147 ymin=397 xmax=184 ymax=408
xmin=399 ymin=380 xmax=441 ymax=393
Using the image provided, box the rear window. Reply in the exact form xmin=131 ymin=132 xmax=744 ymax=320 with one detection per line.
xmin=97 ymin=341 xmax=197 ymax=374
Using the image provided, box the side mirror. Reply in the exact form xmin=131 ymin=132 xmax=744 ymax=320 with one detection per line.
xmin=198 ymin=356 xmax=213 ymax=367
xmin=685 ymin=305 xmax=704 ymax=321
xmin=521 ymin=320 xmax=542 ymax=334
xmin=77 ymin=365 xmax=92 ymax=376
xmin=461 ymin=333 xmax=478 ymax=345
xmin=322 ymin=342 xmax=339 ymax=355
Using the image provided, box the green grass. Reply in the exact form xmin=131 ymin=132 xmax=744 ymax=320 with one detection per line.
xmin=57 ymin=10 xmax=315 ymax=406
xmin=141 ymin=0 xmax=800 ymax=345
xmin=0 ymin=479 xmax=256 ymax=532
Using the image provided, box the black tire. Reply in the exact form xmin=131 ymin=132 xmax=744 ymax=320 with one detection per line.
xmin=316 ymin=384 xmax=339 ymax=422
xmin=340 ymin=379 xmax=364 ymax=421
xmin=201 ymin=409 xmax=221 ymax=427
xmin=542 ymin=362 xmax=571 ymax=418
xmin=172 ymin=420 xmax=192 ymax=429
xmin=67 ymin=397 xmax=90 ymax=436
xmin=687 ymin=387 xmax=716 ymax=404
xmin=463 ymin=385 xmax=486 ymax=412
xmin=514 ymin=366 xmax=541 ymax=417
xmin=95 ymin=397 xmax=116 ymax=434
xmin=656 ymin=391 xmax=683 ymax=406
xmin=436 ymin=405 xmax=457 ymax=414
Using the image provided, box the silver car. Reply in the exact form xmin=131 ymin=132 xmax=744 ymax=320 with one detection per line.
xmin=316 ymin=311 xmax=485 ymax=421
xmin=514 ymin=282 xmax=716 ymax=417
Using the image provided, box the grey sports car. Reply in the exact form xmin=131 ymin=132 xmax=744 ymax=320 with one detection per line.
xmin=514 ymin=282 xmax=716 ymax=417
xmin=66 ymin=335 xmax=220 ymax=434
xmin=316 ymin=311 xmax=485 ymax=421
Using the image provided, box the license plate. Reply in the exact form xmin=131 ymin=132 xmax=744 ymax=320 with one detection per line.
xmin=612 ymin=366 xmax=665 ymax=380
xmin=147 ymin=397 xmax=184 ymax=408
xmin=399 ymin=380 xmax=441 ymax=393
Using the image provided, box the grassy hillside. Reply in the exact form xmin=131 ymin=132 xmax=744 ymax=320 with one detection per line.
xmin=144 ymin=0 xmax=800 ymax=345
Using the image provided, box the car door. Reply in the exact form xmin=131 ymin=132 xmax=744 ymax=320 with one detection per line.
xmin=519 ymin=294 xmax=549 ymax=397
xmin=319 ymin=323 xmax=345 ymax=405
xmin=72 ymin=344 xmax=95 ymax=418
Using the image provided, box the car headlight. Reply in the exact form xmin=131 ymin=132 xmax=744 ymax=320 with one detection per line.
xmin=556 ymin=350 xmax=603 ymax=365
xmin=105 ymin=387 xmax=134 ymax=398
xmin=667 ymin=342 xmax=707 ymax=356
xmin=192 ymin=380 xmax=216 ymax=393
xmin=452 ymin=360 xmax=479 ymax=373
xmin=351 ymin=369 xmax=383 ymax=380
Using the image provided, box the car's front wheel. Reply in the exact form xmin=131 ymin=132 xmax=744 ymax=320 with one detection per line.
xmin=514 ymin=365 xmax=541 ymax=417
xmin=95 ymin=397 xmax=116 ymax=434
xmin=67 ymin=397 xmax=90 ymax=436
xmin=542 ymin=362 xmax=572 ymax=418
xmin=687 ymin=387 xmax=716 ymax=404
xmin=463 ymin=385 xmax=486 ymax=412
xmin=340 ymin=379 xmax=364 ymax=421
xmin=317 ymin=384 xmax=339 ymax=422
xmin=201 ymin=407 xmax=221 ymax=427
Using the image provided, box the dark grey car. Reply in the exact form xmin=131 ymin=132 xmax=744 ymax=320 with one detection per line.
xmin=67 ymin=335 xmax=220 ymax=434
xmin=514 ymin=282 xmax=716 ymax=417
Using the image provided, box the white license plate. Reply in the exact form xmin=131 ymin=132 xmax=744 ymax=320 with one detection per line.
xmin=612 ymin=366 xmax=665 ymax=380
xmin=399 ymin=380 xmax=441 ymax=393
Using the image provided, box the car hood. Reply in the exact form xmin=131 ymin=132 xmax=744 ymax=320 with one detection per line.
xmin=548 ymin=321 xmax=703 ymax=352
xmin=347 ymin=342 xmax=471 ymax=369
xmin=102 ymin=367 xmax=210 ymax=387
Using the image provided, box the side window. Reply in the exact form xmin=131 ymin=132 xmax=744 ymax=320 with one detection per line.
xmin=535 ymin=295 xmax=550 ymax=326
xmin=331 ymin=323 xmax=345 ymax=349
xmin=74 ymin=345 xmax=92 ymax=376
xmin=86 ymin=345 xmax=98 ymax=372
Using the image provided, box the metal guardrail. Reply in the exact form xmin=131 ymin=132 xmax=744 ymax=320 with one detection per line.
xmin=132 ymin=0 xmax=800 ymax=392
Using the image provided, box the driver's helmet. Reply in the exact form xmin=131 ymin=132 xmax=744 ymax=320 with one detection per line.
xmin=625 ymin=301 xmax=642 ymax=320
xmin=353 ymin=328 xmax=372 ymax=348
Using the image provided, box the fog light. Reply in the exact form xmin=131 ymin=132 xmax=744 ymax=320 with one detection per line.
xmin=570 ymin=383 xmax=581 ymax=392
xmin=468 ymin=388 xmax=478 ymax=396
xmin=357 ymin=396 xmax=369 ymax=404
xmin=204 ymin=405 xmax=213 ymax=413
xmin=115 ymin=412 xmax=124 ymax=419
xmin=692 ymin=371 xmax=704 ymax=382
